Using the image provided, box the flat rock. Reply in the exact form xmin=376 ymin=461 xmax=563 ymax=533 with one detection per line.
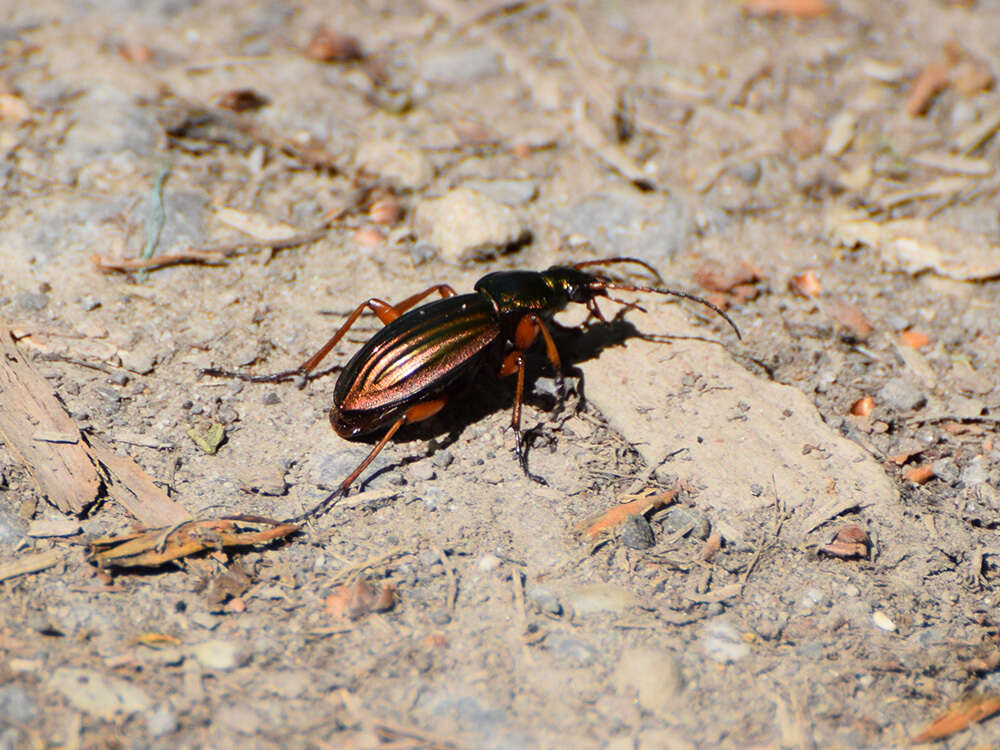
xmin=415 ymin=187 xmax=529 ymax=264
xmin=614 ymin=646 xmax=684 ymax=714
xmin=355 ymin=139 xmax=434 ymax=189
xmin=577 ymin=306 xmax=901 ymax=542
xmin=46 ymin=668 xmax=152 ymax=720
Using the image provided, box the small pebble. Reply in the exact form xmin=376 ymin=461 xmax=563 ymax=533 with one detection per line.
xmin=262 ymin=391 xmax=281 ymax=405
xmin=701 ymin=619 xmax=749 ymax=664
xmin=477 ymin=553 xmax=501 ymax=572
xmin=620 ymin=514 xmax=655 ymax=550
xmin=526 ymin=585 xmax=561 ymax=616
xmin=188 ymin=639 xmax=244 ymax=670
xmin=872 ymin=610 xmax=896 ymax=632
xmin=145 ymin=703 xmax=178 ymax=736
xmin=432 ymin=450 xmax=454 ymax=468
xmin=410 ymin=462 xmax=436 ymax=482
xmin=16 ymin=292 xmax=49 ymax=311
xmin=878 ymin=378 xmax=926 ymax=412
xmin=430 ymin=610 xmax=452 ymax=626
xmin=415 ymin=187 xmax=528 ymax=264
xmin=614 ymin=646 xmax=683 ymax=713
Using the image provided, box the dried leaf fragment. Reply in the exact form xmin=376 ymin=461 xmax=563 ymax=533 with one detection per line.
xmin=825 ymin=297 xmax=873 ymax=340
xmin=913 ymin=694 xmax=1000 ymax=742
xmin=742 ymin=0 xmax=831 ymax=18
xmin=903 ymin=464 xmax=935 ymax=484
xmin=906 ymin=62 xmax=951 ymax=117
xmin=578 ymin=489 xmax=677 ymax=539
xmin=325 ymin=579 xmax=396 ymax=620
xmin=818 ymin=524 xmax=870 ymax=559
xmin=187 ymin=422 xmax=225 ymax=454
xmin=90 ymin=516 xmax=298 ymax=569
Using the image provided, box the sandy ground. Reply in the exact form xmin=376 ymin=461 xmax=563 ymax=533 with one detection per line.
xmin=1 ymin=1 xmax=1000 ymax=748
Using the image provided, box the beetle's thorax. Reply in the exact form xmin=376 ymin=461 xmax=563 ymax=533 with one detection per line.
xmin=474 ymin=266 xmax=600 ymax=320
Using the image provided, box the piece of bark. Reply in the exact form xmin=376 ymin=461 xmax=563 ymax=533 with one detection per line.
xmin=84 ymin=434 xmax=191 ymax=527
xmin=0 ymin=321 xmax=100 ymax=514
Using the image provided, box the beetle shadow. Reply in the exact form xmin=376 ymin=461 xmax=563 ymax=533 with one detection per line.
xmin=355 ymin=309 xmax=737 ymax=488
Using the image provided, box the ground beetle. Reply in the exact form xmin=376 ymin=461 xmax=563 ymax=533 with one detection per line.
xmin=207 ymin=258 xmax=740 ymax=521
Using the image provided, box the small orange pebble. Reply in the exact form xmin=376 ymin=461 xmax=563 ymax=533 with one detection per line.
xmin=699 ymin=532 xmax=722 ymax=561
xmin=118 ymin=40 xmax=153 ymax=63
xmin=899 ymin=329 xmax=930 ymax=349
xmin=903 ymin=464 xmax=935 ymax=484
xmin=789 ymin=269 xmax=822 ymax=297
xmin=354 ymin=226 xmax=384 ymax=247
xmin=227 ymin=597 xmax=246 ymax=613
xmin=368 ymin=196 xmax=402 ymax=225
xmin=305 ymin=26 xmax=363 ymax=62
xmin=849 ymin=395 xmax=873 ymax=417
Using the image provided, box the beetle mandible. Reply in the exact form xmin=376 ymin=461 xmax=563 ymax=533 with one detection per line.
xmin=207 ymin=257 xmax=740 ymax=521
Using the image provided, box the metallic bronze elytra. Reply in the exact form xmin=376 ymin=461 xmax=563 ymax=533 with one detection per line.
xmin=205 ymin=257 xmax=740 ymax=521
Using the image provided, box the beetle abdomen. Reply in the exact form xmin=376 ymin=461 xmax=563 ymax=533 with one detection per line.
xmin=333 ymin=295 xmax=499 ymax=434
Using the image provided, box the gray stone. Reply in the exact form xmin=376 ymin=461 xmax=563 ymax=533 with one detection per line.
xmin=961 ymin=456 xmax=989 ymax=486
xmin=701 ymin=619 xmax=749 ymax=664
xmin=54 ymin=85 xmax=158 ymax=180
xmin=620 ymin=514 xmax=655 ymax=550
xmin=145 ymin=703 xmax=178 ymax=736
xmin=16 ymin=292 xmax=48 ymax=311
xmin=550 ymin=191 xmax=692 ymax=267
xmin=311 ymin=447 xmax=395 ymax=491
xmin=878 ymin=377 xmax=926 ymax=412
xmin=526 ymin=585 xmax=561 ymax=616
xmin=432 ymin=450 xmax=454 ymax=469
xmin=188 ymin=639 xmax=245 ymax=671
xmin=460 ymin=178 xmax=538 ymax=206
xmin=0 ymin=506 xmax=26 ymax=548
xmin=548 ymin=635 xmax=598 ymax=667
xmin=0 ymin=684 xmax=37 ymax=723
xmin=422 ymin=47 xmax=500 ymax=85
xmin=659 ymin=507 xmax=710 ymax=538
xmin=46 ymin=668 xmax=153 ymax=720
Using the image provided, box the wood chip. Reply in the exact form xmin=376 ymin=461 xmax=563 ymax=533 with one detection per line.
xmin=0 ymin=320 xmax=101 ymax=514
xmin=912 ymin=694 xmax=1000 ymax=742
xmin=577 ymin=490 xmax=677 ymax=539
xmin=905 ymin=62 xmax=951 ymax=117
xmin=0 ymin=550 xmax=62 ymax=582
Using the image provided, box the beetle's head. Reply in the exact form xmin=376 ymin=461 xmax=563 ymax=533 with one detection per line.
xmin=543 ymin=266 xmax=608 ymax=304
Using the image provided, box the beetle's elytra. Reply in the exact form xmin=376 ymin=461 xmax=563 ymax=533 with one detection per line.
xmin=206 ymin=258 xmax=740 ymax=521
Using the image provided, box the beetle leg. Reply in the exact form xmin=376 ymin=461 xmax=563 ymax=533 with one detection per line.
xmin=299 ymin=285 xmax=458 ymax=373
xmin=511 ymin=313 xmax=565 ymax=402
xmin=291 ymin=397 xmax=448 ymax=522
xmin=499 ymin=350 xmax=547 ymax=484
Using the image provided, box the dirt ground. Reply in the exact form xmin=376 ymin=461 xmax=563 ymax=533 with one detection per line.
xmin=2 ymin=0 xmax=1000 ymax=748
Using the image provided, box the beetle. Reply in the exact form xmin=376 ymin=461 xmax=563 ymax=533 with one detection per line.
xmin=206 ymin=258 xmax=740 ymax=521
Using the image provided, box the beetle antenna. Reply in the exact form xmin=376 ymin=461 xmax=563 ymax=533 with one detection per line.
xmin=612 ymin=283 xmax=742 ymax=340
xmin=572 ymin=257 xmax=665 ymax=285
